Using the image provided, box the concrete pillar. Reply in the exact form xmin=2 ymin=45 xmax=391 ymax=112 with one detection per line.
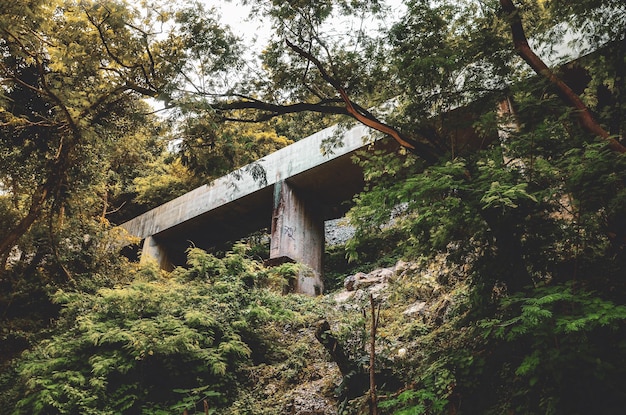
xmin=497 ymin=97 xmax=523 ymax=167
xmin=497 ymin=97 xmax=517 ymax=140
xmin=270 ymin=180 xmax=324 ymax=295
xmin=140 ymin=235 xmax=173 ymax=271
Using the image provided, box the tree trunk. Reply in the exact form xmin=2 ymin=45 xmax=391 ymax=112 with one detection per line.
xmin=369 ymin=294 xmax=379 ymax=415
xmin=315 ymin=320 xmax=356 ymax=378
xmin=0 ymin=186 xmax=48 ymax=258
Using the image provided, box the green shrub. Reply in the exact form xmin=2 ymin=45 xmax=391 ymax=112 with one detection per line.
xmin=11 ymin=246 xmax=305 ymax=414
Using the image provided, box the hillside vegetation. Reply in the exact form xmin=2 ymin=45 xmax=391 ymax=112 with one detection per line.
xmin=2 ymin=0 xmax=626 ymax=413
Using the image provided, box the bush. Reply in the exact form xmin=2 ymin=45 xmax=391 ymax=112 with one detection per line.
xmin=10 ymin=246 xmax=305 ymax=414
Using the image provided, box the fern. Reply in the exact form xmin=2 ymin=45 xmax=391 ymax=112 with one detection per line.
xmin=12 ymin=245 xmax=308 ymax=414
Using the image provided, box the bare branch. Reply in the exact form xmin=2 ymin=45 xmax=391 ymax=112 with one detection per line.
xmin=213 ymin=98 xmax=349 ymax=118
xmin=285 ymin=39 xmax=440 ymax=161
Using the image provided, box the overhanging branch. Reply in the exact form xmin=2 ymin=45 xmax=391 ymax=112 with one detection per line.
xmin=212 ymin=98 xmax=350 ymax=122
xmin=285 ymin=40 xmax=412 ymax=147
xmin=500 ymin=0 xmax=626 ymax=153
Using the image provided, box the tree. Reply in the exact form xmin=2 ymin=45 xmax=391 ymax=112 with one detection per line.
xmin=499 ymin=0 xmax=625 ymax=152
xmin=0 ymin=0 xmax=241 ymax=261
xmin=151 ymin=0 xmax=622 ymax=167
xmin=177 ymin=0 xmax=442 ymax=158
xmin=176 ymin=114 xmax=293 ymax=183
xmin=2 ymin=1 xmax=626 ymax=413
xmin=0 ymin=0 xmax=244 ymax=368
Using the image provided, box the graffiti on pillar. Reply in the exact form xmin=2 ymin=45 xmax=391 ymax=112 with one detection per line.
xmin=284 ymin=225 xmax=295 ymax=240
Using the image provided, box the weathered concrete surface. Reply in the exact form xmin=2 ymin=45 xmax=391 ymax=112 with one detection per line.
xmin=122 ymin=123 xmax=375 ymax=238
xmin=270 ymin=180 xmax=325 ymax=294
xmin=139 ymin=235 xmax=173 ymax=271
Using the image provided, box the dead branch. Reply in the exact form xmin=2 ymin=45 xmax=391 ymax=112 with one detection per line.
xmin=315 ymin=319 xmax=357 ymax=378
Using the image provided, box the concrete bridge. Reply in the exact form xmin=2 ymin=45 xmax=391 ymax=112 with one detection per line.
xmin=120 ymin=123 xmax=400 ymax=295
xmin=119 ymin=32 xmax=602 ymax=295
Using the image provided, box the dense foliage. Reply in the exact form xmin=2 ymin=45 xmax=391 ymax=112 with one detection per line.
xmin=339 ymin=3 xmax=626 ymax=410
xmin=3 ymin=245 xmax=319 ymax=414
xmin=2 ymin=0 xmax=626 ymax=414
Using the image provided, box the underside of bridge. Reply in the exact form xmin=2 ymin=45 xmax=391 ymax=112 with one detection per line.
xmin=139 ymin=146 xmax=369 ymax=271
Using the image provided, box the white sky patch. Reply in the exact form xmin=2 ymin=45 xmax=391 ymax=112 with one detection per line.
xmin=201 ymin=0 xmax=270 ymax=56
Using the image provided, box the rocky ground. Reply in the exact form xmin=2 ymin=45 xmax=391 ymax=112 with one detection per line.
xmin=249 ymin=252 xmax=466 ymax=414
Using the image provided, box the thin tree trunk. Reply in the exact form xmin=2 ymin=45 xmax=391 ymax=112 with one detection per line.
xmin=369 ymin=294 xmax=379 ymax=415
xmin=499 ymin=0 xmax=626 ymax=153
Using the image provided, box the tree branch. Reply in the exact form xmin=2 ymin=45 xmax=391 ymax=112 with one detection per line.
xmin=499 ymin=0 xmax=626 ymax=153
xmin=84 ymin=5 xmax=159 ymax=95
xmin=213 ymin=98 xmax=350 ymax=122
xmin=285 ymin=39 xmax=440 ymax=162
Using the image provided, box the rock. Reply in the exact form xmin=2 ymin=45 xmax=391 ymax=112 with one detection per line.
xmin=368 ymin=267 xmax=393 ymax=280
xmin=344 ymin=275 xmax=357 ymax=291
xmin=344 ymin=272 xmax=367 ymax=291
xmin=352 ymin=289 xmax=369 ymax=303
xmin=368 ymin=269 xmax=382 ymax=278
xmin=368 ymin=282 xmax=389 ymax=300
xmin=403 ymin=301 xmax=427 ymax=317
xmin=284 ymin=378 xmax=338 ymax=415
xmin=354 ymin=276 xmax=381 ymax=290
xmin=333 ymin=291 xmax=354 ymax=303
xmin=394 ymin=260 xmax=410 ymax=274
xmin=325 ymin=218 xmax=355 ymax=246
xmin=378 ymin=267 xmax=394 ymax=281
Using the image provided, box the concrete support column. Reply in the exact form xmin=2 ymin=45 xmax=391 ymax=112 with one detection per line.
xmin=497 ymin=97 xmax=523 ymax=167
xmin=270 ymin=180 xmax=324 ymax=295
xmin=140 ymin=235 xmax=173 ymax=271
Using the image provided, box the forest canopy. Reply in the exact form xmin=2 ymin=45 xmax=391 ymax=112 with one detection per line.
xmin=1 ymin=0 xmax=625 ymax=414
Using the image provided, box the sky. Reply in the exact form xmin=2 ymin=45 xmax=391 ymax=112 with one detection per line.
xmin=203 ymin=0 xmax=258 ymax=30
xmin=200 ymin=0 xmax=269 ymax=52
